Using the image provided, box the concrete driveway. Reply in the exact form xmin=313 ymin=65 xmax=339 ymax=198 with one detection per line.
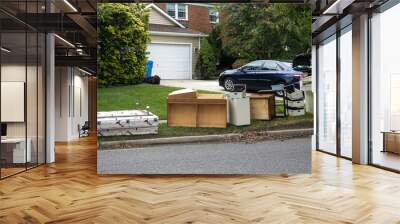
xmin=160 ymin=80 xmax=224 ymax=92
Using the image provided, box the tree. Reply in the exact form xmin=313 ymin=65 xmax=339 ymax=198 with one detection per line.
xmin=207 ymin=27 xmax=222 ymax=62
xmin=98 ymin=3 xmax=149 ymax=87
xmin=197 ymin=38 xmax=217 ymax=79
xmin=206 ymin=25 xmax=236 ymax=69
xmin=218 ymin=3 xmax=311 ymax=61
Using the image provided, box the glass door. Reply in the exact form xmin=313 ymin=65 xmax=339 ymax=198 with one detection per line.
xmin=370 ymin=3 xmax=400 ymax=171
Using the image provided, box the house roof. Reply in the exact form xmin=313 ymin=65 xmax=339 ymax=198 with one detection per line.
xmin=145 ymin=3 xmax=185 ymax=28
xmin=149 ymin=24 xmax=206 ymax=37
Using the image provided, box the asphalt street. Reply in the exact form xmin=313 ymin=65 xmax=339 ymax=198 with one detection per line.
xmin=98 ymin=137 xmax=312 ymax=174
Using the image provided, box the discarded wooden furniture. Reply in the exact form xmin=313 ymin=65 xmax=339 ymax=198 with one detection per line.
xmin=167 ymin=89 xmax=227 ymax=128
xmin=382 ymin=131 xmax=400 ymax=154
xmin=249 ymin=93 xmax=275 ymax=120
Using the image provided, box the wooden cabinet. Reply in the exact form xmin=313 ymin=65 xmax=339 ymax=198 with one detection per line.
xmin=383 ymin=132 xmax=400 ymax=154
xmin=167 ymin=90 xmax=227 ymax=128
xmin=249 ymin=94 xmax=275 ymax=120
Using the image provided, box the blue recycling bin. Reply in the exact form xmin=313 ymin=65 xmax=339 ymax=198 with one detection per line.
xmin=146 ymin=60 xmax=154 ymax=79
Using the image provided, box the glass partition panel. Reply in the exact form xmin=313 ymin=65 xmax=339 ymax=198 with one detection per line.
xmin=339 ymin=27 xmax=352 ymax=158
xmin=371 ymin=4 xmax=400 ymax=171
xmin=317 ymin=35 xmax=337 ymax=154
xmin=1 ymin=31 xmax=27 ymax=178
xmin=0 ymin=0 xmax=46 ymax=179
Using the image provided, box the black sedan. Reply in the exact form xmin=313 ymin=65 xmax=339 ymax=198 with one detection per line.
xmin=218 ymin=60 xmax=304 ymax=92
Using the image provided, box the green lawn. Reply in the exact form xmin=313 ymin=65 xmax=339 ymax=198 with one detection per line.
xmin=275 ymin=99 xmax=285 ymax=114
xmin=98 ymin=84 xmax=218 ymax=119
xmin=98 ymin=84 xmax=180 ymax=120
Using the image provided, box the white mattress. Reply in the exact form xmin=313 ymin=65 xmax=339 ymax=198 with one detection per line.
xmin=97 ymin=110 xmax=159 ymax=137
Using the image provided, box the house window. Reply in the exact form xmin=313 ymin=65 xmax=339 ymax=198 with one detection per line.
xmin=166 ymin=4 xmax=176 ymax=18
xmin=166 ymin=3 xmax=187 ymax=20
xmin=209 ymin=8 xmax=219 ymax=23
xmin=177 ymin=4 xmax=186 ymax=20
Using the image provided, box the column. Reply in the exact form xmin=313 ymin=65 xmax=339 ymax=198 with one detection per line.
xmin=352 ymin=14 xmax=369 ymax=164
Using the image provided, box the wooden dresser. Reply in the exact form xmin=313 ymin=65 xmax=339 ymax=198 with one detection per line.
xmin=382 ymin=131 xmax=400 ymax=154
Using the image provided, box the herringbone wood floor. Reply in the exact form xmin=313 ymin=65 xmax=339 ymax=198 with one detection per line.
xmin=1 ymin=136 xmax=400 ymax=224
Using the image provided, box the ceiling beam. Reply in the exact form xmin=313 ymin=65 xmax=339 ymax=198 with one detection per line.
xmin=67 ymin=13 xmax=97 ymax=47
xmin=55 ymin=55 xmax=97 ymax=72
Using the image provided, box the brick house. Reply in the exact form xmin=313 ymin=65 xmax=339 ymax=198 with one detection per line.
xmin=145 ymin=3 xmax=219 ymax=80
xmin=155 ymin=3 xmax=219 ymax=34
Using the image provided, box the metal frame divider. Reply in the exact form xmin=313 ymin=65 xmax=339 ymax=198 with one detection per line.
xmin=36 ymin=1 xmax=39 ymax=168
xmin=336 ymin=21 xmax=341 ymax=157
xmin=25 ymin=0 xmax=28 ymax=171
xmin=367 ymin=10 xmax=373 ymax=165
xmin=315 ymin=44 xmax=320 ymax=151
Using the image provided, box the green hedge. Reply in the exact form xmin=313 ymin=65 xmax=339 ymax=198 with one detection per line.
xmin=98 ymin=4 xmax=149 ymax=87
xmin=197 ymin=38 xmax=217 ymax=80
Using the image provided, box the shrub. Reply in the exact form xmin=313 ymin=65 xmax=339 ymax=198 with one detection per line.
xmin=197 ymin=38 xmax=217 ymax=80
xmin=98 ymin=4 xmax=149 ymax=87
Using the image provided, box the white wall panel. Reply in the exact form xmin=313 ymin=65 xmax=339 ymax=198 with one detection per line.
xmin=1 ymin=82 xmax=25 ymax=122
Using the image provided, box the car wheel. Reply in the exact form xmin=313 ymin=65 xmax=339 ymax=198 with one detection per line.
xmin=223 ymin=78 xmax=235 ymax=92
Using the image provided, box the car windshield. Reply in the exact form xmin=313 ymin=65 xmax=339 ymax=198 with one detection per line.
xmin=241 ymin=61 xmax=264 ymax=71
xmin=261 ymin=61 xmax=284 ymax=71
xmin=278 ymin=62 xmax=293 ymax=70
xmin=241 ymin=60 xmax=290 ymax=71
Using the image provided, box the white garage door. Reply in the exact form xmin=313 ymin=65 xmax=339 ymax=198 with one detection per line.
xmin=148 ymin=43 xmax=191 ymax=80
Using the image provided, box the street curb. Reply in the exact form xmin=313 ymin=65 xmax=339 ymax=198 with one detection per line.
xmin=99 ymin=128 xmax=313 ymax=150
